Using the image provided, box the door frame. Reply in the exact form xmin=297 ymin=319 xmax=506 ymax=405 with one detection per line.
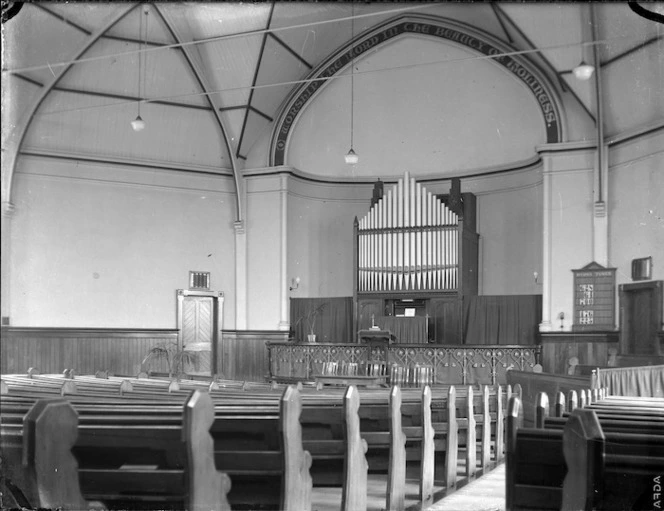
xmin=618 ymin=280 xmax=663 ymax=356
xmin=176 ymin=289 xmax=224 ymax=376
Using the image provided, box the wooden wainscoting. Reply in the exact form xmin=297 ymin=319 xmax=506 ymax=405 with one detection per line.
xmin=0 ymin=327 xmax=178 ymax=376
xmin=218 ymin=330 xmax=288 ymax=382
xmin=540 ymin=332 xmax=620 ymax=375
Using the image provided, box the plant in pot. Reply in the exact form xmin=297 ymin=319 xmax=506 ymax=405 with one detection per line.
xmin=305 ymin=303 xmax=326 ymax=343
xmin=140 ymin=341 xmax=199 ymax=379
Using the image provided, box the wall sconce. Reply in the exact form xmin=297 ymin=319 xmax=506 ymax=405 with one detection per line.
xmin=557 ymin=311 xmax=565 ymax=330
xmin=289 ymin=277 xmax=300 ymax=291
xmin=533 ymin=271 xmax=539 ymax=284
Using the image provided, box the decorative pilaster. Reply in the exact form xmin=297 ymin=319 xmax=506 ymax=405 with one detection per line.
xmin=278 ymin=175 xmax=290 ymax=331
xmin=234 ymin=220 xmax=247 ymax=330
xmin=1 ymin=202 xmax=16 ymax=322
xmin=539 ymin=157 xmax=553 ymax=332
xmin=592 ymin=150 xmax=609 ymax=267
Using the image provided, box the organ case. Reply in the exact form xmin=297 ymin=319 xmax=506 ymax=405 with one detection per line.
xmin=353 ymin=172 xmax=478 ymax=343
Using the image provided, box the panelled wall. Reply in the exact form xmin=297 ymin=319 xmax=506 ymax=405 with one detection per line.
xmin=1 ymin=328 xmax=287 ymax=381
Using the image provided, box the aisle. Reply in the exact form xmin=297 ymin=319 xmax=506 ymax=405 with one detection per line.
xmin=425 ymin=463 xmax=505 ymax=511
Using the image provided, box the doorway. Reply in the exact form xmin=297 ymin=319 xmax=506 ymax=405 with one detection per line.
xmin=176 ymin=290 xmax=224 ymax=377
xmin=619 ymin=281 xmax=662 ymax=356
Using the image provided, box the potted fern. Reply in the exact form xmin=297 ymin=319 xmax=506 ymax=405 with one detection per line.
xmin=305 ymin=303 xmax=326 ymax=343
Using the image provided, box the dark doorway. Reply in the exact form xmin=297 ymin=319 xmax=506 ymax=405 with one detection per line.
xmin=619 ymin=281 xmax=663 ymax=356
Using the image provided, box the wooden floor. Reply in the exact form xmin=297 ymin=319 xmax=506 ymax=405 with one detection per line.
xmin=426 ymin=463 xmax=505 ymax=511
xmin=311 ymin=462 xmax=506 ymax=511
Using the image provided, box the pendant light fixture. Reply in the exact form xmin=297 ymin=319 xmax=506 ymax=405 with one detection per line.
xmin=131 ymin=5 xmax=147 ymax=131
xmin=344 ymin=4 xmax=358 ymax=165
xmin=573 ymin=61 xmax=594 ymax=81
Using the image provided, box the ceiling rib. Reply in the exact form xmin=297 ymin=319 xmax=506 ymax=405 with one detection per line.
xmin=14 ymin=73 xmax=43 ymax=87
xmin=33 ymin=3 xmax=92 ymax=35
xmin=601 ymin=35 xmax=663 ymax=67
xmin=3 ymin=3 xmax=138 ymax=207
xmin=268 ymin=33 xmax=313 ymax=69
xmin=102 ymin=34 xmax=176 ymax=48
xmin=489 ymin=3 xmax=513 ymax=43
xmin=249 ymin=106 xmax=273 ymax=123
xmin=493 ymin=4 xmax=569 ymax=93
xmin=236 ymin=2 xmax=276 ymax=160
xmin=55 ymin=87 xmax=213 ymax=111
xmin=154 ymin=4 xmax=243 ymax=221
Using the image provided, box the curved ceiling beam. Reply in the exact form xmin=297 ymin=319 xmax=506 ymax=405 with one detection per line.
xmin=154 ymin=5 xmax=243 ymax=222
xmin=2 ymin=3 xmax=137 ymax=208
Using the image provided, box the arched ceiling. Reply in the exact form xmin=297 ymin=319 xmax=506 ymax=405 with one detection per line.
xmin=2 ymin=2 xmax=663 ymax=211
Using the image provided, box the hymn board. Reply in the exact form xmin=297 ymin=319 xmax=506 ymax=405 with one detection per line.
xmin=353 ymin=172 xmax=478 ymax=344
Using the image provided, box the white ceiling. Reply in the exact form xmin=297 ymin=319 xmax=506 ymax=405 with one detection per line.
xmin=2 ymin=2 xmax=663 ymax=191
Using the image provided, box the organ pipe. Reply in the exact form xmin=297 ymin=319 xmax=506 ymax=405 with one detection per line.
xmin=357 ymin=172 xmax=460 ymax=292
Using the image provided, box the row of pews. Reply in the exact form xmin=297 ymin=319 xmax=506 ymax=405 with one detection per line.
xmin=1 ymin=369 xmax=516 ymax=511
xmin=507 ymin=388 xmax=663 ymax=511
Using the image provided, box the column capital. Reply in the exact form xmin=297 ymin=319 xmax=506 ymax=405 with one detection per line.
xmin=2 ymin=202 xmax=16 ymax=218
xmin=539 ymin=321 xmax=553 ymax=333
xmin=233 ymin=220 xmax=245 ymax=235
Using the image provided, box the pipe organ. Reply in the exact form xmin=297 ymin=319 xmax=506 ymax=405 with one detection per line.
xmin=353 ymin=172 xmax=478 ymax=344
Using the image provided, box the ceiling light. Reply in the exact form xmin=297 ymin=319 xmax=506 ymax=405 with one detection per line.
xmin=131 ymin=115 xmax=146 ymax=131
xmin=344 ymin=148 xmax=359 ymax=165
xmin=131 ymin=6 xmax=148 ymax=131
xmin=345 ymin=5 xmax=358 ymax=165
xmin=573 ymin=61 xmax=594 ymax=81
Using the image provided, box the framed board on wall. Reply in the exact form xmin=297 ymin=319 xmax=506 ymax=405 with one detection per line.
xmin=572 ymin=262 xmax=617 ymax=332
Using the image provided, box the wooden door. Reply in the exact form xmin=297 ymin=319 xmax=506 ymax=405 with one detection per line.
xmin=177 ymin=290 xmax=224 ymax=376
xmin=619 ymin=281 xmax=663 ymax=356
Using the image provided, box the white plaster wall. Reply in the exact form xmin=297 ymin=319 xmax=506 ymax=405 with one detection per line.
xmin=548 ymin=155 xmax=596 ymax=330
xmin=8 ymin=156 xmax=236 ymax=328
xmin=245 ymin=175 xmax=284 ymax=329
xmin=286 ymin=35 xmax=546 ymax=179
xmin=608 ymin=130 xmax=664 ymax=285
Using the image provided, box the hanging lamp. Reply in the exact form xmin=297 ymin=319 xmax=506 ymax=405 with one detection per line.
xmin=344 ymin=4 xmax=358 ymax=165
xmin=131 ymin=6 xmax=147 ymax=131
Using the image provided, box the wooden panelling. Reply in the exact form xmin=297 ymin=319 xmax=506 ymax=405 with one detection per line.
xmin=1 ymin=328 xmax=178 ymax=376
xmin=218 ymin=330 xmax=288 ymax=382
xmin=540 ymin=332 xmax=619 ymax=375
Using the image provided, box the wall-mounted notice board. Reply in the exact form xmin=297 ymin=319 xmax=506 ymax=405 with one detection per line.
xmin=572 ymin=262 xmax=616 ymax=332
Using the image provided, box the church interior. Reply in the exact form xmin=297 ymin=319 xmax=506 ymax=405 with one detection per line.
xmin=1 ymin=2 xmax=663 ymax=510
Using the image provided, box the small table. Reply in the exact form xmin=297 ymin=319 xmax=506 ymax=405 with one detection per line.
xmin=358 ymin=329 xmax=396 ymax=377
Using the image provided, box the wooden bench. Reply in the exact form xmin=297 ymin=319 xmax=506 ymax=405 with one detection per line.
xmin=2 ymin=371 xmax=512 ymax=511
xmin=506 ymin=393 xmax=664 ymax=511
xmin=1 ymin=382 xmax=312 ymax=511
xmin=1 ymin=390 xmax=232 ymax=510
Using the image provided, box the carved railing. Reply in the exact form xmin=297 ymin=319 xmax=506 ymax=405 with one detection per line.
xmin=266 ymin=343 xmax=540 ymax=385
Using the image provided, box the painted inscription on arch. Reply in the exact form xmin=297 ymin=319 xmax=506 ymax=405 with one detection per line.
xmin=272 ymin=18 xmax=562 ymax=166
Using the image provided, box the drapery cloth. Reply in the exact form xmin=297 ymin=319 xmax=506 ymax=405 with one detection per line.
xmin=597 ymin=364 xmax=664 ymax=397
xmin=291 ymin=294 xmax=542 ymax=345
xmin=374 ymin=316 xmax=427 ymax=343
xmin=462 ymin=295 xmax=541 ymax=345
xmin=290 ymin=297 xmax=353 ymax=343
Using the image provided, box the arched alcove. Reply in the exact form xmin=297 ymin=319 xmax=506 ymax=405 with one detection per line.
xmin=287 ymin=35 xmax=546 ymax=178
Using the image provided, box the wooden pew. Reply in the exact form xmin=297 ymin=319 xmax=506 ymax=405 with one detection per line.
xmin=1 ymin=373 xmax=508 ymax=511
xmin=1 ymin=390 xmax=232 ymax=511
xmin=1 ymin=384 xmax=312 ymax=511
xmin=507 ymin=394 xmax=664 ymax=511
